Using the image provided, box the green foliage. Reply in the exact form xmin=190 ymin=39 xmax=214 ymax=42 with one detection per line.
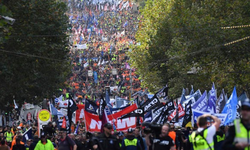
xmin=0 ymin=4 xmax=12 ymax=44
xmin=130 ymin=0 xmax=250 ymax=98
xmin=0 ymin=0 xmax=70 ymax=106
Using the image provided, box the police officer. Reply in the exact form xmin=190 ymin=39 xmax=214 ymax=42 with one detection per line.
xmin=213 ymin=126 xmax=225 ymax=150
xmin=189 ymin=114 xmax=221 ymax=150
xmin=93 ymin=123 xmax=120 ymax=150
xmin=145 ymin=123 xmax=175 ymax=150
xmin=222 ymin=98 xmax=250 ymax=150
xmin=121 ymin=128 xmax=141 ymax=150
xmin=117 ymin=131 xmax=125 ymax=148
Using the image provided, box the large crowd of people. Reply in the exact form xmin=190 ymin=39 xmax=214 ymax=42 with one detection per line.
xmin=65 ymin=0 xmax=143 ymax=100
xmin=2 ymin=1 xmax=250 ymax=150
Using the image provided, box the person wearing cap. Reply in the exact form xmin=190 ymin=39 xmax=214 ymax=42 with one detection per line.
xmin=17 ymin=126 xmax=23 ymax=134
xmin=34 ymin=133 xmax=54 ymax=150
xmin=121 ymin=128 xmax=142 ymax=150
xmin=222 ymin=98 xmax=250 ymax=150
xmin=25 ymin=139 xmax=33 ymax=150
xmin=92 ymin=123 xmax=120 ymax=150
xmin=117 ymin=131 xmax=125 ymax=147
xmin=57 ymin=129 xmax=77 ymax=150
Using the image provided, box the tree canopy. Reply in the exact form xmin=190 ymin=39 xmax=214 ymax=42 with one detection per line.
xmin=129 ymin=0 xmax=250 ymax=98
xmin=0 ymin=0 xmax=71 ymax=108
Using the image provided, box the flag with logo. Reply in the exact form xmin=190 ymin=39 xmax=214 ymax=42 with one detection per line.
xmin=156 ymin=84 xmax=168 ymax=101
xmin=189 ymin=85 xmax=194 ymax=95
xmin=222 ymin=87 xmax=238 ymax=125
xmin=216 ymin=89 xmax=226 ymax=113
xmin=119 ymin=108 xmax=144 ymax=119
xmin=192 ymin=91 xmax=208 ymax=111
xmin=141 ymin=95 xmax=160 ymax=113
xmin=85 ymin=99 xmax=98 ymax=114
xmin=207 ymin=83 xmax=217 ymax=113
xmin=182 ymin=100 xmax=192 ymax=127
xmin=98 ymin=96 xmax=106 ymax=120
xmin=68 ymin=97 xmax=78 ymax=132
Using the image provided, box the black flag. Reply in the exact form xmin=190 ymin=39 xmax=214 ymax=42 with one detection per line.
xmin=85 ymin=99 xmax=98 ymax=114
xmin=119 ymin=108 xmax=144 ymax=119
xmin=98 ymin=96 xmax=106 ymax=120
xmin=171 ymin=99 xmax=179 ymax=123
xmin=161 ymin=99 xmax=175 ymax=123
xmin=68 ymin=96 xmax=78 ymax=133
xmin=156 ymin=84 xmax=168 ymax=100
xmin=182 ymin=100 xmax=192 ymax=127
xmin=141 ymin=95 xmax=160 ymax=113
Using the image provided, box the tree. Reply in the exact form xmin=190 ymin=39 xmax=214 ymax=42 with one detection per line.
xmin=0 ymin=0 xmax=71 ymax=107
xmin=129 ymin=0 xmax=250 ymax=98
xmin=0 ymin=4 xmax=12 ymax=44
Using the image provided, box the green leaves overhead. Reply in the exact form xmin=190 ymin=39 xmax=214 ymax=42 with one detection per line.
xmin=129 ymin=0 xmax=250 ymax=98
xmin=0 ymin=0 xmax=70 ymax=106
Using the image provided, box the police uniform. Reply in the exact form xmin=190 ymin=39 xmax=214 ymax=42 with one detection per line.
xmin=95 ymin=123 xmax=120 ymax=150
xmin=222 ymin=98 xmax=250 ymax=150
xmin=213 ymin=128 xmax=225 ymax=150
xmin=121 ymin=128 xmax=141 ymax=150
xmin=189 ymin=128 xmax=214 ymax=150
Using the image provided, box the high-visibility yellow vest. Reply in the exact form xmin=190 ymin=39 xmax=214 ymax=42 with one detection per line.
xmin=5 ymin=132 xmax=13 ymax=142
xmin=124 ymin=138 xmax=137 ymax=147
xmin=190 ymin=129 xmax=214 ymax=150
xmin=234 ymin=119 xmax=250 ymax=150
xmin=216 ymin=134 xmax=225 ymax=142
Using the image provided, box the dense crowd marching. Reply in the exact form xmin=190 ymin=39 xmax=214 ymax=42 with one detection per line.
xmin=1 ymin=0 xmax=250 ymax=150
xmin=66 ymin=0 xmax=143 ymax=100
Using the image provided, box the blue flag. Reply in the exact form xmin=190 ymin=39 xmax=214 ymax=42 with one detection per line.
xmin=182 ymin=88 xmax=186 ymax=96
xmin=74 ymin=124 xmax=79 ymax=135
xmin=207 ymin=84 xmax=217 ymax=113
xmin=192 ymin=91 xmax=208 ymax=111
xmin=190 ymin=85 xmax=194 ymax=95
xmin=180 ymin=93 xmax=186 ymax=105
xmin=50 ymin=103 xmax=58 ymax=116
xmin=222 ymin=86 xmax=238 ymax=125
xmin=192 ymin=89 xmax=202 ymax=101
xmin=105 ymin=90 xmax=110 ymax=104
xmin=22 ymin=127 xmax=33 ymax=143
xmin=93 ymin=71 xmax=98 ymax=83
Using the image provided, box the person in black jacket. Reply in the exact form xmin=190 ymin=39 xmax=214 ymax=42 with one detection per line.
xmin=29 ymin=135 xmax=39 ymax=150
xmin=43 ymin=122 xmax=56 ymax=137
xmin=93 ymin=123 xmax=120 ymax=150
xmin=134 ymin=127 xmax=145 ymax=150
